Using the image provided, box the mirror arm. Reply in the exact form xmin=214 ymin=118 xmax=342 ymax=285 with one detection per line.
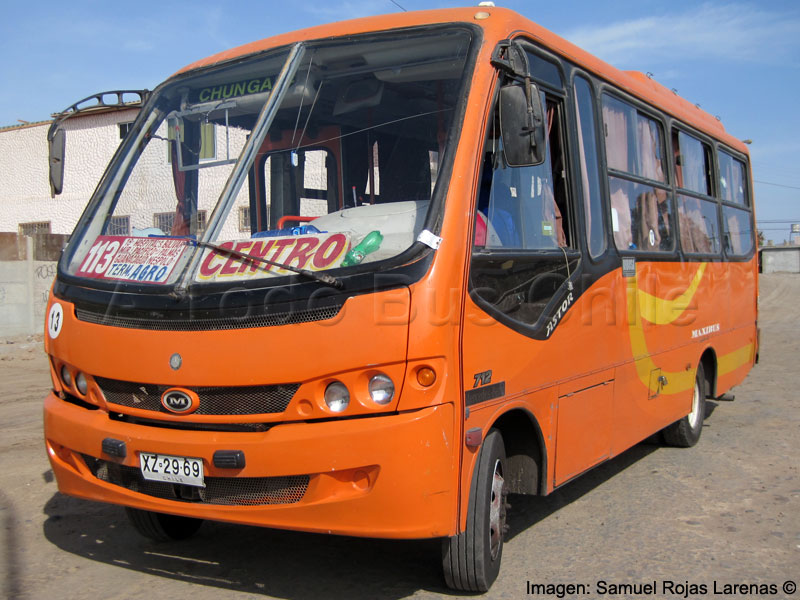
xmin=46 ymin=89 xmax=150 ymax=196
xmin=490 ymin=39 xmax=528 ymax=79
xmin=523 ymin=76 xmax=534 ymax=132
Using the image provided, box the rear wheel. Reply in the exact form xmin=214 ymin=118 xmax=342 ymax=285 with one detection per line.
xmin=125 ymin=507 xmax=203 ymax=542
xmin=663 ymin=362 xmax=707 ymax=447
xmin=442 ymin=429 xmax=507 ymax=592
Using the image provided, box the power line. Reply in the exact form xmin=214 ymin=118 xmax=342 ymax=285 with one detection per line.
xmin=754 ymin=179 xmax=800 ymax=191
xmin=389 ymin=0 xmax=407 ymax=11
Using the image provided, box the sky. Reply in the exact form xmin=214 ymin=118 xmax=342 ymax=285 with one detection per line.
xmin=1 ymin=0 xmax=798 ymax=241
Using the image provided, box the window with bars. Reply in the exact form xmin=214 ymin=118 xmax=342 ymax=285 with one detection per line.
xmin=108 ymin=215 xmax=131 ymax=236
xmin=153 ymin=212 xmax=175 ymax=233
xmin=195 ymin=210 xmax=207 ymax=234
xmin=238 ymin=206 xmax=251 ymax=232
xmin=153 ymin=211 xmax=206 ymax=235
xmin=19 ymin=221 xmax=51 ymax=236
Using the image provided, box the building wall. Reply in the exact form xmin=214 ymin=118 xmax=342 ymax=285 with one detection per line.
xmin=761 ymin=248 xmax=800 ymax=274
xmin=0 ymin=234 xmax=68 ymax=337
xmin=0 ymin=112 xmax=134 ymax=234
xmin=0 ymin=123 xmax=52 ymax=229
xmin=0 ymin=110 xmax=141 ymax=234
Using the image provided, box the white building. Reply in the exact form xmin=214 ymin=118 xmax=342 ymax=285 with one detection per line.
xmin=0 ymin=107 xmax=140 ymax=235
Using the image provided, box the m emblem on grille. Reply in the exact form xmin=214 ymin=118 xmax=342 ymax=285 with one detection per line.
xmin=161 ymin=388 xmax=198 ymax=414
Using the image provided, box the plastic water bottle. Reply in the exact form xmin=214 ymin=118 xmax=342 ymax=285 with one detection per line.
xmin=342 ymin=230 xmax=383 ymax=266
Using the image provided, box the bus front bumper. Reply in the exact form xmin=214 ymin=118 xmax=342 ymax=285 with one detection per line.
xmin=44 ymin=393 xmax=457 ymax=539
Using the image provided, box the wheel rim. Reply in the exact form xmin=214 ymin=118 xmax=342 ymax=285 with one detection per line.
xmin=488 ymin=458 xmax=505 ymax=560
xmin=687 ymin=378 xmax=701 ymax=429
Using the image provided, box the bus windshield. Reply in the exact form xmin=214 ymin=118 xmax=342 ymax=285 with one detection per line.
xmin=63 ymin=27 xmax=474 ymax=288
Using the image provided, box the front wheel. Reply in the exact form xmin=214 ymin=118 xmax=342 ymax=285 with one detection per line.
xmin=125 ymin=507 xmax=203 ymax=542
xmin=663 ymin=362 xmax=707 ymax=447
xmin=442 ymin=429 xmax=507 ymax=592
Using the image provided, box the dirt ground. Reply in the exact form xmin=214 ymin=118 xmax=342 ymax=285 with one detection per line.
xmin=1 ymin=275 xmax=797 ymax=600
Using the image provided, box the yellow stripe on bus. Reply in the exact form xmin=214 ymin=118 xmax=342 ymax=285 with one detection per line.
xmin=627 ymin=277 xmax=695 ymax=395
xmin=636 ymin=263 xmax=707 ymax=325
xmin=626 ymin=265 xmax=753 ymax=393
xmin=718 ymin=343 xmax=755 ymax=375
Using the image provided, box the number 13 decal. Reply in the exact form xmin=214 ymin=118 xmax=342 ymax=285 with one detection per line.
xmin=48 ymin=303 xmax=64 ymax=339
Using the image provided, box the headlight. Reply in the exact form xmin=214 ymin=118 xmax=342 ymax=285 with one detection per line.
xmin=76 ymin=372 xmax=88 ymax=395
xmin=324 ymin=381 xmax=350 ymax=412
xmin=60 ymin=365 xmax=72 ymax=388
xmin=369 ymin=373 xmax=394 ymax=405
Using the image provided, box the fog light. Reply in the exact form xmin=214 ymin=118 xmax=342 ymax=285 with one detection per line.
xmin=76 ymin=372 xmax=88 ymax=395
xmin=369 ymin=373 xmax=394 ymax=405
xmin=60 ymin=365 xmax=72 ymax=388
xmin=324 ymin=381 xmax=350 ymax=412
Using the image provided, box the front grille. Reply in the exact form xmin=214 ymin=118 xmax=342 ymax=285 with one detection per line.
xmin=76 ymin=304 xmax=343 ymax=331
xmin=95 ymin=377 xmax=299 ymax=416
xmin=82 ymin=455 xmax=309 ymax=506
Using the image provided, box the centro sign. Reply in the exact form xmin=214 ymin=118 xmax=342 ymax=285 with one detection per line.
xmin=161 ymin=388 xmax=198 ymax=414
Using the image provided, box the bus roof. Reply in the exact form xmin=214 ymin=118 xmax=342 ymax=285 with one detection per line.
xmin=173 ymin=6 xmax=748 ymax=156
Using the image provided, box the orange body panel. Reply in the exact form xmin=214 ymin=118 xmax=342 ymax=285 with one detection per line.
xmin=45 ymin=394 xmax=457 ymax=538
xmin=47 ymin=289 xmax=411 ymax=394
xmin=459 ymin=259 xmax=756 ymax=506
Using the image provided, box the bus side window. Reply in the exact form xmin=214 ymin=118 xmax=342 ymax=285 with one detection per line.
xmin=574 ymin=75 xmax=606 ymax=258
xmin=718 ymin=150 xmax=748 ymax=207
xmin=471 ymin=93 xmax=578 ymax=328
xmin=476 ymin=97 xmax=569 ymax=251
xmin=718 ymin=150 xmax=753 ymax=257
xmin=602 ymin=94 xmax=673 ymax=253
xmin=673 ymin=129 xmax=720 ymax=256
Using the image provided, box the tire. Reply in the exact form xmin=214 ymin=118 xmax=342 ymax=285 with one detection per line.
xmin=442 ymin=429 xmax=507 ymax=592
xmin=663 ymin=362 xmax=707 ymax=447
xmin=125 ymin=507 xmax=203 ymax=542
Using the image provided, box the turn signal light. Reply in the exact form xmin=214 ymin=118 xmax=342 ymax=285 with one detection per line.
xmin=416 ymin=367 xmax=436 ymax=387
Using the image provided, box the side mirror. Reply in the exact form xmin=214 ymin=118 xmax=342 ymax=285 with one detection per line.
xmin=498 ymin=80 xmax=545 ymax=167
xmin=45 ymin=89 xmax=150 ymax=196
xmin=49 ymin=128 xmax=66 ymax=197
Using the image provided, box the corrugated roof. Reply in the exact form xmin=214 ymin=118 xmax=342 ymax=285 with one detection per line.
xmin=0 ymin=120 xmax=51 ymax=133
xmin=1 ymin=101 xmax=142 ymax=133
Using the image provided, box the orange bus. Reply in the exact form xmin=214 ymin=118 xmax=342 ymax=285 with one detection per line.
xmin=43 ymin=6 xmax=757 ymax=591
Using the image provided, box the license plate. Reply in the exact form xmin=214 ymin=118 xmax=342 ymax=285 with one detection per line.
xmin=140 ymin=452 xmax=204 ymax=487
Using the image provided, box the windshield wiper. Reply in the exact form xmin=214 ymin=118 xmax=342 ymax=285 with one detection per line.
xmin=190 ymin=239 xmax=344 ymax=289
